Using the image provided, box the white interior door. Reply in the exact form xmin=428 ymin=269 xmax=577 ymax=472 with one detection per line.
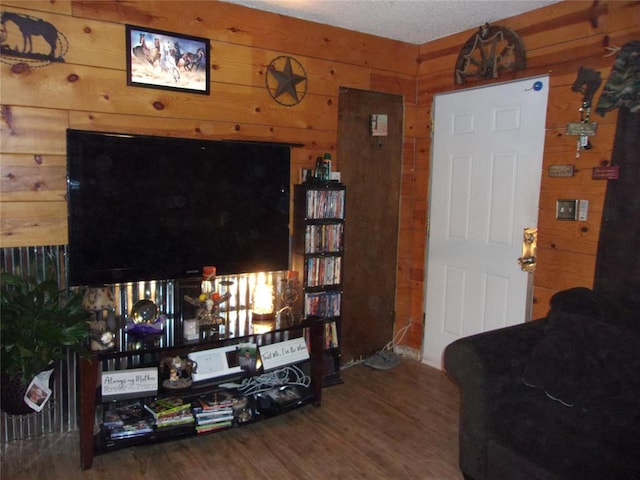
xmin=422 ymin=76 xmax=549 ymax=368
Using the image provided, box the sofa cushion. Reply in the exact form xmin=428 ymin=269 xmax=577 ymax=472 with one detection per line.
xmin=522 ymin=309 xmax=640 ymax=415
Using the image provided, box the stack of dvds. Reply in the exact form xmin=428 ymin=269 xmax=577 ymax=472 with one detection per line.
xmin=144 ymin=396 xmax=194 ymax=429
xmin=193 ymin=391 xmax=237 ymax=434
xmin=103 ymin=401 xmax=154 ymax=440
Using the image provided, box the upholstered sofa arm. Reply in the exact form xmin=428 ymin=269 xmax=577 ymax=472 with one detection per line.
xmin=443 ymin=319 xmax=548 ymax=480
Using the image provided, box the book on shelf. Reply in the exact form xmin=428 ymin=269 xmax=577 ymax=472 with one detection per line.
xmin=103 ymin=409 xmax=124 ymax=429
xmin=196 ymin=390 xmax=240 ymax=410
xmin=305 ymin=224 xmax=343 ymax=253
xmin=305 ymin=256 xmax=341 ymax=287
xmin=155 ymin=411 xmax=195 ymax=428
xmin=196 ymin=412 xmax=235 ymax=425
xmin=305 ymin=291 xmax=341 ymax=317
xmin=195 ymin=420 xmax=233 ymax=434
xmin=102 ymin=401 xmax=154 ymax=439
xmin=194 ymin=407 xmax=234 ymax=420
xmin=324 ymin=321 xmax=339 ymax=349
xmin=109 ymin=422 xmax=154 ymax=439
xmin=144 ymin=396 xmax=191 ymax=419
xmin=305 ymin=189 xmax=345 ymax=219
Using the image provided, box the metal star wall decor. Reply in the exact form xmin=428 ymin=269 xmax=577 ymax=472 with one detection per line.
xmin=266 ymin=56 xmax=308 ymax=106
xmin=454 ymin=23 xmax=526 ymax=85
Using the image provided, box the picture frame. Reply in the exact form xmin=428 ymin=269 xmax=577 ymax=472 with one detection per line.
xmin=188 ymin=345 xmax=243 ymax=383
xmin=126 ymin=24 xmax=210 ymax=95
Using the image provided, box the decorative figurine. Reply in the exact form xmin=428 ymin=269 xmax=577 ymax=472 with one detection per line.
xmin=184 ymin=290 xmax=231 ymax=328
xmin=159 ymin=355 xmax=197 ymax=390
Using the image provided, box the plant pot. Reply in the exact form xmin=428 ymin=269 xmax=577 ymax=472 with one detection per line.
xmin=1 ymin=373 xmax=38 ymax=415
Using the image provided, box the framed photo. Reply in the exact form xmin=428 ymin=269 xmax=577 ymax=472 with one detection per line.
xmin=188 ymin=345 xmax=243 ymax=383
xmin=126 ymin=25 xmax=210 ymax=95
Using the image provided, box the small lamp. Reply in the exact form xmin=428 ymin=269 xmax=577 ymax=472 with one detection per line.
xmin=252 ymin=272 xmax=275 ymax=333
xmin=83 ymin=286 xmax=117 ymax=350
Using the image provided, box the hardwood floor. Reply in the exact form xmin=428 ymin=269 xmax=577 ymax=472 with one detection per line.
xmin=1 ymin=359 xmax=462 ymax=479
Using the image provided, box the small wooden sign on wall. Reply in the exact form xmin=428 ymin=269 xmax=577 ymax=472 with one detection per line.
xmin=101 ymin=367 xmax=158 ymax=401
xmin=548 ymin=164 xmax=575 ymax=177
xmin=592 ymin=165 xmax=620 ymax=180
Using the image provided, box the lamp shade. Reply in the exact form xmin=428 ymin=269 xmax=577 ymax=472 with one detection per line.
xmin=252 ymin=273 xmax=273 ymax=317
xmin=82 ymin=287 xmax=116 ymax=311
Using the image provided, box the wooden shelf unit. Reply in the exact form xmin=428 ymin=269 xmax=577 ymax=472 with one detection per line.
xmin=79 ymin=318 xmax=324 ymax=470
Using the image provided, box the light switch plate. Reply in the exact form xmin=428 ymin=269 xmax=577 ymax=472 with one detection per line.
xmin=556 ymin=199 xmax=578 ymax=220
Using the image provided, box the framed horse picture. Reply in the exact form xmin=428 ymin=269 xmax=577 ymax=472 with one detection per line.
xmin=126 ymin=25 xmax=210 ymax=95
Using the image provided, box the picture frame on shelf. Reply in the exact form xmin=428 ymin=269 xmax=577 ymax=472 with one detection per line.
xmin=126 ymin=24 xmax=210 ymax=95
xmin=188 ymin=345 xmax=243 ymax=383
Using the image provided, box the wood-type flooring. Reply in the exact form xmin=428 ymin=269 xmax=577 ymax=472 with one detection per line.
xmin=1 ymin=359 xmax=461 ymax=479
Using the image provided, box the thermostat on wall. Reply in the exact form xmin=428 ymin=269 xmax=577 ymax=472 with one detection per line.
xmin=370 ymin=114 xmax=388 ymax=136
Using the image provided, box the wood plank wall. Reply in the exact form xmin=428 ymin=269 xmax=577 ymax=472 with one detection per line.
xmin=1 ymin=0 xmax=638 ymax=354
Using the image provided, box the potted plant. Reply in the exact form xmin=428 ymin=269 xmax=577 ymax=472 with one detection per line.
xmin=0 ymin=272 xmax=89 ymax=415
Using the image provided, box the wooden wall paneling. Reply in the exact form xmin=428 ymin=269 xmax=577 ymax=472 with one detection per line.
xmin=532 ymin=285 xmax=556 ymax=319
xmin=212 ymin=42 xmax=376 ymax=95
xmin=0 ymin=107 xmax=68 ymax=154
xmin=67 ymin=111 xmax=336 ymax=147
xmin=370 ymin=72 xmax=418 ymax=103
xmin=2 ymin=63 xmax=339 ymax=132
xmin=540 ymin=173 xmax=610 ymax=204
xmin=2 ymin=0 xmax=71 ymax=15
xmin=408 ymin=106 xmax=427 ymax=139
xmin=400 ymin=103 xmax=416 ymax=138
xmin=0 ymin=201 xmax=68 ymax=247
xmin=534 ymin=247 xmax=597 ymax=292
xmin=536 ymin=211 xmax=601 ymax=256
xmin=71 ymin=1 xmax=418 ymax=76
xmin=0 ymin=154 xmax=67 ymax=202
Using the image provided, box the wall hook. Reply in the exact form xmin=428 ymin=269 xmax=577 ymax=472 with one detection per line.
xmin=604 ymin=45 xmax=621 ymax=57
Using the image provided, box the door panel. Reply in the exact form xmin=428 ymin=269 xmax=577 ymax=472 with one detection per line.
xmin=338 ymin=88 xmax=403 ymax=363
xmin=423 ymin=77 xmax=549 ymax=368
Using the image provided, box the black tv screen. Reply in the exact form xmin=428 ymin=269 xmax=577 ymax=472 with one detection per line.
xmin=67 ymin=130 xmax=291 ymax=286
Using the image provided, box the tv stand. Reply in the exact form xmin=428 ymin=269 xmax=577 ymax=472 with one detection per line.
xmin=79 ymin=319 xmax=324 ymax=469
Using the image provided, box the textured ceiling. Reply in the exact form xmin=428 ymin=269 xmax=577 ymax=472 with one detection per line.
xmin=222 ymin=0 xmax=560 ymax=45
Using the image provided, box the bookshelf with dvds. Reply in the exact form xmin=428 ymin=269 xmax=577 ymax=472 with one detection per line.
xmin=78 ymin=318 xmax=324 ymax=470
xmin=293 ymin=182 xmax=345 ymax=385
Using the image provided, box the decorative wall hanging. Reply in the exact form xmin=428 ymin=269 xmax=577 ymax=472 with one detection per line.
xmin=0 ymin=11 xmax=68 ymax=67
xmin=454 ymin=23 xmax=526 ymax=85
xmin=567 ymin=66 xmax=602 ymax=157
xmin=266 ymin=56 xmax=308 ymax=106
xmin=126 ymin=25 xmax=210 ymax=95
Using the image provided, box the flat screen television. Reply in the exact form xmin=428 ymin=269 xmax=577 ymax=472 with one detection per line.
xmin=67 ymin=130 xmax=291 ymax=286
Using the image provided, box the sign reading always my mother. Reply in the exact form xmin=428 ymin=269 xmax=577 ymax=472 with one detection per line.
xmin=259 ymin=338 xmax=309 ymax=371
xmin=101 ymin=367 xmax=158 ymax=400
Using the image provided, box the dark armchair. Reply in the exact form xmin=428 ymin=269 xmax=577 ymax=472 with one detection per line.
xmin=443 ymin=288 xmax=640 ymax=480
